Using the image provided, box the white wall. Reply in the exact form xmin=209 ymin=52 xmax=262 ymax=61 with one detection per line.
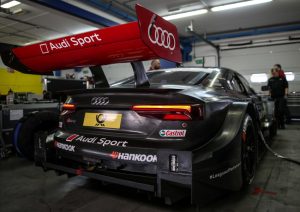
xmin=221 ymin=43 xmax=300 ymax=92
xmin=185 ymin=43 xmax=300 ymax=92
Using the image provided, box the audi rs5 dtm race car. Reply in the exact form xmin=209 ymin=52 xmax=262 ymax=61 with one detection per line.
xmin=1 ymin=4 xmax=276 ymax=206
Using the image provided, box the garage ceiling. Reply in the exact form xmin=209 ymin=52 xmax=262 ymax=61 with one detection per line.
xmin=0 ymin=0 xmax=100 ymax=45
xmin=112 ymin=0 xmax=300 ymax=36
xmin=0 ymin=0 xmax=299 ymax=46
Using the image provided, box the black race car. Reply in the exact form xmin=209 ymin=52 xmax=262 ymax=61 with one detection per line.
xmin=35 ymin=67 xmax=276 ymax=205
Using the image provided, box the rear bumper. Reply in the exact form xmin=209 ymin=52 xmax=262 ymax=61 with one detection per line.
xmin=43 ymin=162 xmax=156 ymax=192
xmin=34 ymin=129 xmax=242 ymax=205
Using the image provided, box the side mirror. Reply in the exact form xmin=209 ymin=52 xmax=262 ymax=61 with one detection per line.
xmin=261 ymin=85 xmax=269 ymax=91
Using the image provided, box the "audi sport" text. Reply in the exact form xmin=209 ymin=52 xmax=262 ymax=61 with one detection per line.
xmin=65 ymin=134 xmax=128 ymax=147
xmin=40 ymin=33 xmax=101 ymax=54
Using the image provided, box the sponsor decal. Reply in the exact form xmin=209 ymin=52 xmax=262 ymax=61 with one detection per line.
xmin=209 ymin=163 xmax=241 ymax=180
xmin=39 ymin=33 xmax=102 ymax=54
xmin=95 ymin=114 xmax=106 ymax=126
xmin=110 ymin=151 xmax=157 ymax=163
xmin=55 ymin=141 xmax=75 ymax=152
xmin=65 ymin=134 xmax=127 ymax=147
xmin=148 ymin=14 xmax=176 ymax=50
xmin=83 ymin=113 xmax=122 ymax=129
xmin=159 ymin=129 xmax=186 ymax=137
xmin=97 ymin=137 xmax=127 ymax=147
xmin=66 ymin=134 xmax=79 ymax=142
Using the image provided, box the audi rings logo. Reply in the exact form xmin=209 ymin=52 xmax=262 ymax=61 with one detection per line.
xmin=91 ymin=97 xmax=109 ymax=106
xmin=148 ymin=14 xmax=176 ymax=50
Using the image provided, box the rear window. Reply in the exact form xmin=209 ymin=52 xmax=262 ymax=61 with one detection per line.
xmin=113 ymin=68 xmax=215 ymax=86
xmin=148 ymin=71 xmax=207 ymax=85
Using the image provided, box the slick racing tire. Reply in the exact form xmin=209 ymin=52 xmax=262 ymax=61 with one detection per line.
xmin=240 ymin=114 xmax=257 ymax=187
xmin=13 ymin=111 xmax=59 ymax=160
xmin=269 ymin=120 xmax=277 ymax=138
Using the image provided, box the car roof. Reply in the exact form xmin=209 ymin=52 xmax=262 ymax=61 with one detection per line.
xmin=147 ymin=67 xmax=221 ymax=73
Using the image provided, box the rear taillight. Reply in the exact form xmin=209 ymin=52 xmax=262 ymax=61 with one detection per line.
xmin=61 ymin=103 xmax=76 ymax=115
xmin=132 ymin=105 xmax=203 ymax=121
xmin=62 ymin=103 xmax=76 ymax=111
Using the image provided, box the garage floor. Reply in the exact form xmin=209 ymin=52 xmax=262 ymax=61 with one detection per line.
xmin=1 ymin=124 xmax=299 ymax=212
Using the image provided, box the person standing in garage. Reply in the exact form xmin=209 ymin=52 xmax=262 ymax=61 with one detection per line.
xmin=273 ymin=64 xmax=291 ymax=124
xmin=273 ymin=64 xmax=286 ymax=78
xmin=149 ymin=59 xmax=161 ymax=70
xmin=268 ymin=68 xmax=288 ymax=129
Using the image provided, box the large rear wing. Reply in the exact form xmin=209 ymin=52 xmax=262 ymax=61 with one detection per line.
xmin=1 ymin=4 xmax=182 ymax=74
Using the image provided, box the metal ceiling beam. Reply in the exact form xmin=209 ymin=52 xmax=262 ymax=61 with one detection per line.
xmin=30 ymin=0 xmax=118 ymax=27
xmin=80 ymin=0 xmax=136 ymax=22
xmin=181 ymin=22 xmax=300 ymax=62
xmin=207 ymin=23 xmax=300 ymax=41
xmin=185 ymin=22 xmax=300 ymax=42
xmin=186 ymin=28 xmax=220 ymax=67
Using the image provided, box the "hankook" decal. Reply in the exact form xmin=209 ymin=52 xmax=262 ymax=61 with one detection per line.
xmin=111 ymin=151 xmax=157 ymax=163
xmin=55 ymin=141 xmax=75 ymax=152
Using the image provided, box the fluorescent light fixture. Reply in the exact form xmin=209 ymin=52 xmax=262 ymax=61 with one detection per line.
xmin=250 ymin=73 xmax=268 ymax=83
xmin=163 ymin=9 xmax=208 ymax=21
xmin=211 ymin=0 xmax=272 ymax=12
xmin=1 ymin=0 xmax=21 ymax=9
xmin=285 ymin=72 xmax=295 ymax=81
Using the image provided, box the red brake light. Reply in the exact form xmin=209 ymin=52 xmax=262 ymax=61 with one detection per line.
xmin=163 ymin=114 xmax=191 ymax=120
xmin=132 ymin=105 xmax=191 ymax=113
xmin=62 ymin=103 xmax=76 ymax=111
xmin=132 ymin=105 xmax=202 ymax=121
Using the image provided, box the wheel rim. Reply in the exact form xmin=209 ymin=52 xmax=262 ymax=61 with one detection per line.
xmin=242 ymin=124 xmax=256 ymax=184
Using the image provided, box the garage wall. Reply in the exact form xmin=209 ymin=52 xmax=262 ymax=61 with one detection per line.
xmin=0 ymin=70 xmax=43 ymax=95
xmin=185 ymin=43 xmax=300 ymax=92
xmin=0 ymin=60 xmax=43 ymax=94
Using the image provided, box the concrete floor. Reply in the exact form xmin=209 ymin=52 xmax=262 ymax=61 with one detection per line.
xmin=0 ymin=124 xmax=300 ymax=212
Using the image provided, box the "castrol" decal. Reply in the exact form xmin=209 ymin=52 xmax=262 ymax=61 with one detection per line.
xmin=159 ymin=130 xmax=186 ymax=137
xmin=55 ymin=141 xmax=75 ymax=152
xmin=65 ymin=134 xmax=128 ymax=147
xmin=111 ymin=151 xmax=157 ymax=163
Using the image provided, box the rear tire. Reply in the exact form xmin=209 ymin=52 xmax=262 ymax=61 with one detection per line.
xmin=269 ymin=120 xmax=277 ymax=138
xmin=13 ymin=111 xmax=59 ymax=160
xmin=241 ymin=115 xmax=257 ymax=187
